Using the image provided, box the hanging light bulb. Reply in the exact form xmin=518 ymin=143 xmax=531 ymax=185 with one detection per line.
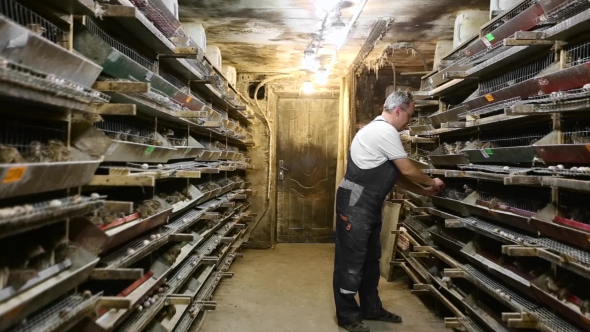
xmin=331 ymin=17 xmax=346 ymax=30
xmin=316 ymin=66 xmax=329 ymax=85
xmin=302 ymin=46 xmax=317 ymax=70
xmin=303 ymin=80 xmax=314 ymax=94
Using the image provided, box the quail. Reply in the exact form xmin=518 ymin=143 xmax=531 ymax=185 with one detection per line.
xmin=0 ymin=145 xmax=26 ymax=164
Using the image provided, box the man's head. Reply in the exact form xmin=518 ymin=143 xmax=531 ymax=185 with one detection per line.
xmin=382 ymin=91 xmax=415 ymax=131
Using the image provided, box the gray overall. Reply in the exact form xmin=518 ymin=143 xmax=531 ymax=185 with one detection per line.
xmin=333 ymin=119 xmax=400 ymax=325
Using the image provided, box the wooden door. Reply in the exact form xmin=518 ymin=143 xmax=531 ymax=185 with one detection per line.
xmin=276 ymin=97 xmax=339 ymax=243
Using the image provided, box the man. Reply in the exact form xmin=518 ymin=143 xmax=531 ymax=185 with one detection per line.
xmin=333 ymin=91 xmax=445 ymax=332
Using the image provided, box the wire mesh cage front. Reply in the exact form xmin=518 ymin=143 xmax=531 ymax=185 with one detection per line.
xmin=481 ymin=0 xmax=537 ymax=37
xmin=0 ymin=118 xmax=68 ymax=162
xmin=0 ymin=58 xmax=110 ymax=103
xmin=565 ymin=39 xmax=590 ymax=68
xmin=478 ymin=52 xmax=555 ymax=96
xmin=558 ymin=191 xmax=590 ymax=224
xmin=128 ymin=0 xmax=187 ymax=40
xmin=440 ymin=178 xmax=477 ymax=201
xmin=85 ymin=17 xmax=158 ymax=72
xmin=458 ymin=97 xmax=521 ymax=119
xmin=543 ymin=0 xmax=590 ymax=24
xmin=0 ymin=0 xmax=68 ymax=47
xmin=94 ymin=117 xmax=157 ymax=144
xmin=474 ymin=124 xmax=551 ymax=148
xmin=562 ymin=119 xmax=590 ymax=144
xmin=478 ymin=181 xmax=551 ymax=213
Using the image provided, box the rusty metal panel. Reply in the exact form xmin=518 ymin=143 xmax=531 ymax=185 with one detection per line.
xmin=277 ymin=97 xmax=338 ymax=243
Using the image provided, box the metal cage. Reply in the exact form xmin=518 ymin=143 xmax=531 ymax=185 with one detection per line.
xmin=0 ymin=0 xmax=68 ymax=47
xmin=85 ymin=17 xmax=158 ymax=72
xmin=478 ymin=53 xmax=555 ymax=96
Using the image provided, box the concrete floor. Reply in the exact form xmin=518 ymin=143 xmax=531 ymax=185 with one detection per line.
xmin=197 ymin=244 xmax=447 ymax=332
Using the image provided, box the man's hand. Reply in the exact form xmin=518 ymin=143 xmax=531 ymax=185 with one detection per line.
xmin=433 ymin=177 xmax=445 ymax=189
xmin=422 ymin=186 xmax=441 ymax=196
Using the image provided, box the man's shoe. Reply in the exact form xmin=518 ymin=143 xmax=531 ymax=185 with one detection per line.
xmin=339 ymin=321 xmax=370 ymax=332
xmin=364 ymin=308 xmax=403 ymax=323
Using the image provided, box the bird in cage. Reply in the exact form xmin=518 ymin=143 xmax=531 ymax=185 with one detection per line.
xmin=488 ymin=197 xmax=501 ymax=210
xmin=454 ymin=141 xmax=464 ymax=154
xmin=160 ymin=128 xmax=174 ymax=137
xmin=26 ymin=141 xmax=44 ymax=162
xmin=79 ymin=113 xmax=104 ymax=124
xmin=162 ymin=245 xmax=182 ymax=266
xmin=0 ymin=145 xmax=26 ymax=164
xmin=568 ymin=208 xmax=582 ymax=222
xmin=93 ymin=1 xmax=107 ymax=20
xmin=463 ymin=184 xmax=474 ymax=195
xmin=44 ymin=140 xmax=71 ymax=162
xmin=546 ymin=276 xmax=561 ymax=293
xmin=26 ymin=23 xmax=46 ymax=36
xmin=147 ymin=133 xmax=163 ymax=146
xmin=442 ymin=142 xmax=453 ymax=155
xmin=557 ymin=287 xmax=571 ymax=301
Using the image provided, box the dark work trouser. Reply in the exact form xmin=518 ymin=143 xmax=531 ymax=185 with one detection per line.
xmin=333 ymin=199 xmax=383 ymax=325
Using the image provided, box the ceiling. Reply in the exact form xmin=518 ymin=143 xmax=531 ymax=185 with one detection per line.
xmin=178 ymin=0 xmax=489 ymax=87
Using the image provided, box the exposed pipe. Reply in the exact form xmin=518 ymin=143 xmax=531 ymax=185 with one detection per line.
xmin=337 ymin=0 xmax=369 ymax=52
xmin=407 ymin=46 xmax=429 ymax=71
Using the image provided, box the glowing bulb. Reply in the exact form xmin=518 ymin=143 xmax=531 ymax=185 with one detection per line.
xmin=316 ymin=67 xmax=329 ymax=85
xmin=303 ymin=81 xmax=314 ymax=94
xmin=302 ymin=55 xmax=318 ymax=70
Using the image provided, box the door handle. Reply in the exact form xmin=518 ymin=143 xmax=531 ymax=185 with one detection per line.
xmin=278 ymin=160 xmax=289 ymax=181
xmin=279 ymin=160 xmax=289 ymax=172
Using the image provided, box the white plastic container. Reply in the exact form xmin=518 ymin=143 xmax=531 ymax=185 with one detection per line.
xmin=161 ymin=0 xmax=178 ymax=19
xmin=433 ymin=40 xmax=453 ymax=70
xmin=206 ymin=46 xmax=222 ymax=71
xmin=453 ymin=10 xmax=489 ymax=48
xmin=183 ymin=22 xmax=207 ymax=51
xmin=490 ymin=0 xmax=521 ymax=18
xmin=222 ymin=65 xmax=237 ymax=87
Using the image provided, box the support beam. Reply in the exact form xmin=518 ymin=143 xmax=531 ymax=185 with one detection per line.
xmin=89 ymin=268 xmax=144 ymax=280
xmin=96 ymin=103 xmax=137 ymax=115
xmin=174 ymin=111 xmax=209 ymax=118
xmin=101 ymin=5 xmax=136 ymax=18
xmin=444 ymin=269 xmax=467 ymax=279
xmin=504 ymin=176 xmax=542 ymax=186
xmin=409 ymin=251 xmax=431 ymax=258
xmin=196 ymin=301 xmax=217 ymax=310
xmin=413 ymin=284 xmax=430 ymax=291
xmin=220 ymin=237 xmax=234 ymax=244
xmin=444 ymin=317 xmax=465 ymax=330
xmin=445 ymin=219 xmax=464 ymax=228
xmin=92 ymin=81 xmax=150 ymax=93
xmin=201 ymin=213 xmax=220 ymax=220
xmin=168 ymin=296 xmax=192 ymax=305
xmin=97 ymin=297 xmax=132 ymax=309
xmin=201 ymin=257 xmax=218 ymax=265
xmin=504 ymin=39 xmax=555 ymax=46
xmin=87 ymin=175 xmax=155 ymax=187
xmin=399 ymin=262 xmax=422 ymax=284
xmin=502 ymin=245 xmax=538 ymax=257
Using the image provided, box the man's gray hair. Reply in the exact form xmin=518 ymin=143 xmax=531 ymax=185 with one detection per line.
xmin=384 ymin=91 xmax=414 ymax=113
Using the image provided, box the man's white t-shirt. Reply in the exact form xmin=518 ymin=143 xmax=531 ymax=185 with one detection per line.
xmin=350 ymin=116 xmax=408 ymax=169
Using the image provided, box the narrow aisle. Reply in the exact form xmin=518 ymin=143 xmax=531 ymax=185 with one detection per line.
xmin=197 ymin=244 xmax=447 ymax=332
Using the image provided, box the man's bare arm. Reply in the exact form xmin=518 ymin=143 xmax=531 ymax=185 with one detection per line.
xmin=393 ymin=158 xmax=444 ymax=188
xmin=396 ymin=174 xmax=440 ymax=196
